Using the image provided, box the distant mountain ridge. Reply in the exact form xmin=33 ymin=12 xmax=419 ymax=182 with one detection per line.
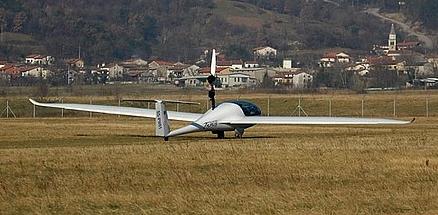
xmin=0 ymin=0 xmax=435 ymax=63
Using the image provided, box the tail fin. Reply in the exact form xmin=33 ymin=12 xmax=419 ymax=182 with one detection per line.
xmin=155 ymin=101 xmax=170 ymax=138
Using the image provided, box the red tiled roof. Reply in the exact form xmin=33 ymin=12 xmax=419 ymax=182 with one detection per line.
xmin=398 ymin=41 xmax=420 ymax=46
xmin=67 ymin=58 xmax=82 ymax=64
xmin=253 ymin=46 xmax=275 ymax=51
xmin=199 ymin=67 xmax=228 ymax=74
xmin=366 ymin=56 xmax=397 ymax=65
xmin=217 ymin=60 xmax=242 ymax=66
xmin=322 ymin=52 xmax=337 ymax=58
xmin=26 ymin=54 xmax=46 ymax=59
xmin=153 ymin=60 xmax=174 ymax=66
xmin=2 ymin=65 xmax=21 ymax=76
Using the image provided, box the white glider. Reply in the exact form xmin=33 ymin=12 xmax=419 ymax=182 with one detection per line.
xmin=29 ymin=98 xmax=412 ymax=140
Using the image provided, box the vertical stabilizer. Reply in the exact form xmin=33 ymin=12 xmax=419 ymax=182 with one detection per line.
xmin=155 ymin=101 xmax=170 ymax=138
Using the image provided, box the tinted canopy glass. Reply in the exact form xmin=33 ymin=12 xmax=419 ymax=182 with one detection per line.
xmin=228 ymin=100 xmax=261 ymax=116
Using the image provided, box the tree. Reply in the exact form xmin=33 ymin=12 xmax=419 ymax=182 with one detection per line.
xmin=261 ymin=72 xmax=274 ymax=88
xmin=224 ymin=44 xmax=251 ymax=60
xmin=12 ymin=12 xmax=26 ymax=32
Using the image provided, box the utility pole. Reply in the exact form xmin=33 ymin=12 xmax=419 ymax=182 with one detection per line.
xmin=0 ymin=25 xmax=3 ymax=43
xmin=1 ymin=100 xmax=17 ymax=118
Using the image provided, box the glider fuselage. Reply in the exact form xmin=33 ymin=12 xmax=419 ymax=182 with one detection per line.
xmin=167 ymin=101 xmax=261 ymax=137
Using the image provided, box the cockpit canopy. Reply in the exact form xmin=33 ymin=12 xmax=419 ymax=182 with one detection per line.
xmin=227 ymin=100 xmax=261 ymax=116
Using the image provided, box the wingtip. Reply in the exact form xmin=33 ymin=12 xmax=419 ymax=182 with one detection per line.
xmin=29 ymin=98 xmax=37 ymax=104
xmin=410 ymin=118 xmax=416 ymax=124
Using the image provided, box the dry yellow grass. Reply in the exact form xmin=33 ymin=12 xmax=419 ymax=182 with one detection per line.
xmin=1 ymin=115 xmax=438 ymax=214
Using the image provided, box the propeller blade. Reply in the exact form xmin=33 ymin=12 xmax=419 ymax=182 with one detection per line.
xmin=210 ymin=49 xmax=216 ymax=76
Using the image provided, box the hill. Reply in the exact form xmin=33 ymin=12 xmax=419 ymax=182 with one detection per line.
xmin=0 ymin=0 xmax=433 ymax=63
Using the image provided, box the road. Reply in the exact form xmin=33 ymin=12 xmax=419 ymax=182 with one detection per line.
xmin=322 ymin=0 xmax=340 ymax=7
xmin=365 ymin=8 xmax=434 ymax=49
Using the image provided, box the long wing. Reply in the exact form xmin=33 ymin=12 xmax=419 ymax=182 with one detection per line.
xmin=223 ymin=116 xmax=413 ymax=125
xmin=29 ymin=99 xmax=202 ymax=122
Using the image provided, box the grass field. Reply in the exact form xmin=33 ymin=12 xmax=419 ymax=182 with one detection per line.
xmin=1 ymin=91 xmax=438 ymax=214
xmin=1 ymin=88 xmax=438 ymax=118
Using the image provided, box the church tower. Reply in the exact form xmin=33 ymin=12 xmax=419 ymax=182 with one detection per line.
xmin=388 ymin=24 xmax=397 ymax=51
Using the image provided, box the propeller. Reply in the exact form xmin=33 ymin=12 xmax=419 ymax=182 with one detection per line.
xmin=207 ymin=49 xmax=217 ymax=109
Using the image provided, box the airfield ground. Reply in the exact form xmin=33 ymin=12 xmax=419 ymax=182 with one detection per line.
xmin=1 ymin=90 xmax=438 ymax=214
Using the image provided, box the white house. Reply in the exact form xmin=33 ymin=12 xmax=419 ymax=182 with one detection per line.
xmin=320 ymin=53 xmax=336 ymax=67
xmin=183 ymin=65 xmax=200 ymax=77
xmin=107 ymin=64 xmax=125 ymax=79
xmin=230 ymin=68 xmax=267 ymax=83
xmin=148 ymin=60 xmax=175 ymax=82
xmin=336 ymin=52 xmax=351 ymax=63
xmin=217 ymin=60 xmax=243 ymax=70
xmin=293 ymin=72 xmax=313 ymax=88
xmin=283 ymin=59 xmax=293 ymax=69
xmin=21 ymin=66 xmax=51 ymax=79
xmin=67 ymin=58 xmax=85 ymax=68
xmin=25 ymin=55 xmax=54 ymax=65
xmin=253 ymin=46 xmax=277 ymax=58
xmin=244 ymin=61 xmax=259 ymax=68
xmin=177 ymin=73 xmax=256 ymax=88
xmin=273 ymin=70 xmax=313 ymax=88
xmin=219 ymin=73 xmax=256 ymax=88
xmin=121 ymin=58 xmax=148 ymax=66
xmin=320 ymin=52 xmax=351 ymax=67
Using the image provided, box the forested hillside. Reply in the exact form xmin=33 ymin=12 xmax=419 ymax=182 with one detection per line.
xmin=239 ymin=0 xmax=437 ymax=29
xmin=0 ymin=0 xmax=436 ymax=63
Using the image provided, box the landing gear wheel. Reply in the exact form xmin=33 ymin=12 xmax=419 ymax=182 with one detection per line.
xmin=234 ymin=129 xmax=244 ymax=138
xmin=217 ymin=131 xmax=225 ymax=139
xmin=164 ymin=137 xmax=169 ymax=141
xmin=235 ymin=133 xmax=243 ymax=138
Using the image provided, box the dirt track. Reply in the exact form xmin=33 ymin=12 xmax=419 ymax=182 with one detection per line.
xmin=365 ymin=8 xmax=434 ymax=49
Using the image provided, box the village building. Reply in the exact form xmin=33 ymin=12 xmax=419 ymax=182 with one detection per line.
xmin=0 ymin=72 xmax=11 ymax=83
xmin=253 ymin=46 xmax=277 ymax=58
xmin=283 ymin=59 xmax=293 ymax=69
xmin=374 ymin=24 xmax=422 ymax=55
xmin=244 ymin=61 xmax=259 ymax=68
xmin=67 ymin=58 xmax=85 ymax=69
xmin=218 ymin=73 xmax=256 ymax=88
xmin=388 ymin=24 xmax=397 ymax=51
xmin=20 ymin=66 xmax=51 ymax=79
xmin=148 ymin=60 xmax=175 ymax=82
xmin=230 ymin=67 xmax=267 ymax=83
xmin=398 ymin=41 xmax=421 ymax=50
xmin=217 ymin=60 xmax=244 ymax=70
xmin=177 ymin=72 xmax=256 ymax=88
xmin=25 ymin=55 xmax=54 ymax=65
xmin=183 ymin=65 xmax=201 ymax=77
xmin=273 ymin=70 xmax=313 ymax=88
xmin=320 ymin=51 xmax=351 ymax=67
xmin=346 ymin=62 xmax=371 ymax=76
xmin=367 ymin=56 xmax=406 ymax=74
xmin=427 ymin=54 xmax=438 ymax=70
xmin=120 ymin=58 xmax=148 ymax=66
xmin=106 ymin=64 xmax=125 ymax=80
xmin=0 ymin=61 xmax=6 ymax=69
xmin=0 ymin=65 xmax=21 ymax=78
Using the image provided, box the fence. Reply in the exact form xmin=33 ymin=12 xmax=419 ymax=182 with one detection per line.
xmin=0 ymin=94 xmax=437 ymax=118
